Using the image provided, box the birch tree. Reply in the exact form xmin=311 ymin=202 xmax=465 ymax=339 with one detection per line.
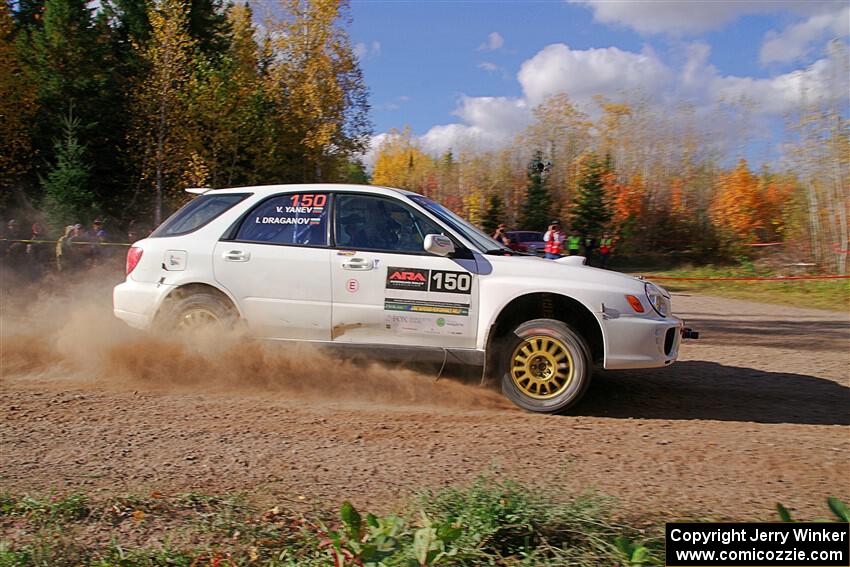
xmin=130 ymin=0 xmax=196 ymax=224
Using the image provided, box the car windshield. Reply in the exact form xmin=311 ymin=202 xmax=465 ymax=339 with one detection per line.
xmin=409 ymin=195 xmax=509 ymax=253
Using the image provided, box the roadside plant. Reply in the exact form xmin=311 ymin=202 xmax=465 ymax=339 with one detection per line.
xmin=777 ymin=497 xmax=850 ymax=522
xmin=615 ymin=536 xmax=650 ymax=566
xmin=312 ymin=500 xmax=461 ymax=567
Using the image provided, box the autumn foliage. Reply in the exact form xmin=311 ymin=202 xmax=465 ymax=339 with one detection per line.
xmin=710 ymin=160 xmax=795 ymax=244
xmin=2 ymin=0 xmax=846 ymax=272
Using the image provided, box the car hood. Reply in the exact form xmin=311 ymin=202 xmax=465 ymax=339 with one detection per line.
xmin=481 ymin=253 xmax=646 ymax=293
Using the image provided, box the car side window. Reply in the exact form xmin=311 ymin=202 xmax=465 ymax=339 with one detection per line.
xmin=335 ymin=194 xmax=444 ymax=253
xmin=235 ymin=193 xmax=329 ymax=246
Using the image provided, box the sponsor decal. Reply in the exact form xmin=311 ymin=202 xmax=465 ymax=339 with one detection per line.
xmin=385 ymin=314 xmax=467 ymax=335
xmin=386 ymin=266 xmax=429 ymax=291
xmin=384 ymin=298 xmax=469 ymax=317
xmin=385 ymin=267 xmax=473 ymax=294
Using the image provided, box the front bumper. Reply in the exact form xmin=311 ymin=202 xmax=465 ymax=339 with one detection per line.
xmin=113 ymin=279 xmax=174 ymax=330
xmin=602 ymin=315 xmax=685 ymax=370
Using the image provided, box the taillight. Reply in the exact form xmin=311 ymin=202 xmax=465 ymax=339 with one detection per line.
xmin=126 ymin=246 xmax=143 ymax=275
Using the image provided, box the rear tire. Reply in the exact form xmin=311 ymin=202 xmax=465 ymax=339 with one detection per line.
xmin=500 ymin=318 xmax=591 ymax=413
xmin=157 ymin=289 xmax=237 ymax=333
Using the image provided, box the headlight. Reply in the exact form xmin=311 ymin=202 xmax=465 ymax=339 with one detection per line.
xmin=645 ymin=282 xmax=671 ymax=317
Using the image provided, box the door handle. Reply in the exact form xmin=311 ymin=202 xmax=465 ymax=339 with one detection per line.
xmin=342 ymin=257 xmax=374 ymax=270
xmin=223 ymin=250 xmax=250 ymax=262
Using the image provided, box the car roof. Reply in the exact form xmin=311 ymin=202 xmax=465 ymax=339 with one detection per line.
xmin=202 ymin=183 xmax=418 ymax=198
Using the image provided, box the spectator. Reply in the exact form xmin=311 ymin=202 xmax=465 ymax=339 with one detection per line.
xmin=543 ymin=220 xmax=564 ymax=259
xmin=566 ymin=229 xmax=582 ymax=256
xmin=599 ymin=232 xmax=615 ymax=269
xmin=492 ymin=223 xmax=510 ymax=246
xmin=26 ymin=223 xmax=51 ymax=279
xmin=85 ymin=217 xmax=109 ymax=266
xmin=56 ymin=224 xmax=84 ymax=272
xmin=583 ymin=235 xmax=596 ymax=264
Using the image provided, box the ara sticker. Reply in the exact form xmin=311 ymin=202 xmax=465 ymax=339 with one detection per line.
xmin=346 ymin=278 xmax=359 ymax=293
xmin=386 ymin=266 xmax=429 ymax=291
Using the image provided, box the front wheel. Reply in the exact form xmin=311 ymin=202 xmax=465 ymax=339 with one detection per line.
xmin=500 ymin=318 xmax=591 ymax=413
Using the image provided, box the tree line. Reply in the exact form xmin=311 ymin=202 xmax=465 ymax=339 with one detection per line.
xmin=1 ymin=0 xmax=371 ymax=230
xmin=371 ymin=77 xmax=849 ymax=273
xmin=2 ymin=0 xmax=846 ymax=273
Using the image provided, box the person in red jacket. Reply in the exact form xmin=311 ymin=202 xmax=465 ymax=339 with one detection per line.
xmin=543 ymin=220 xmax=564 ymax=259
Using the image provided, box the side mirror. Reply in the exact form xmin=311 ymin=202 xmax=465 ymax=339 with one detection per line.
xmin=423 ymin=234 xmax=455 ymax=256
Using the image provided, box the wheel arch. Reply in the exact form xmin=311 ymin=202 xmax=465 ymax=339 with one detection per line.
xmin=485 ymin=292 xmax=604 ymax=372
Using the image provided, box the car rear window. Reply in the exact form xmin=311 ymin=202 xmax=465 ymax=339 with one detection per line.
xmin=150 ymin=193 xmax=249 ymax=237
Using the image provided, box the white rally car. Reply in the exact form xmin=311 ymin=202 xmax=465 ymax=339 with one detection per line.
xmin=114 ymin=184 xmax=695 ymax=413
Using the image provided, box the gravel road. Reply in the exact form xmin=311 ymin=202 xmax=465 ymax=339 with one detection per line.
xmin=1 ymin=292 xmax=848 ymax=521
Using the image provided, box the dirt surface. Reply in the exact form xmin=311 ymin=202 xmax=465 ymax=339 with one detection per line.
xmin=1 ymin=289 xmax=848 ymax=522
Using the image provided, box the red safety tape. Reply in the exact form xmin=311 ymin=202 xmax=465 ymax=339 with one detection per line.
xmin=642 ymin=274 xmax=850 ymax=281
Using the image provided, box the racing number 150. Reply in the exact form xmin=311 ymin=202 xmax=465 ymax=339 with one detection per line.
xmin=291 ymin=194 xmax=327 ymax=207
xmin=431 ymin=271 xmax=471 ymax=293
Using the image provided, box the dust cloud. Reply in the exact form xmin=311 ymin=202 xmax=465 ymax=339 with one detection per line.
xmin=0 ymin=268 xmax=510 ymax=411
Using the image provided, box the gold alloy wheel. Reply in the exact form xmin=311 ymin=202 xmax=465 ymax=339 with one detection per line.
xmin=510 ymin=335 xmax=574 ymax=399
xmin=176 ymin=308 xmax=221 ymax=331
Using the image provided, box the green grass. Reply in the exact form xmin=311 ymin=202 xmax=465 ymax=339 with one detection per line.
xmin=2 ymin=483 xmax=845 ymax=566
xmin=632 ymin=265 xmax=850 ymax=311
xmin=0 ymin=478 xmax=662 ymax=567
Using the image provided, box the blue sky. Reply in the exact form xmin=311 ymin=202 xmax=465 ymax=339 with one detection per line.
xmin=343 ymin=0 xmax=849 ymax=165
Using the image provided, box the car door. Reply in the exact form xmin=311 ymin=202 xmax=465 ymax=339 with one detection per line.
xmin=212 ymin=191 xmax=332 ymax=340
xmin=330 ymin=193 xmax=479 ymax=349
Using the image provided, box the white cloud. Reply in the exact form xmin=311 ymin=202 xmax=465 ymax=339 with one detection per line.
xmin=760 ymin=5 xmax=850 ymax=64
xmin=710 ymin=55 xmax=849 ymax=114
xmin=366 ymin=40 xmax=848 ymax=163
xmin=478 ymin=31 xmax=504 ymax=51
xmin=518 ymin=43 xmax=672 ymax=106
xmin=354 ymin=41 xmax=381 ymax=60
xmin=676 ymin=40 xmax=849 ymax=114
xmin=569 ymin=0 xmax=838 ymax=35
xmin=478 ymin=62 xmax=498 ymax=72
xmin=419 ymin=96 xmax=531 ymax=155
